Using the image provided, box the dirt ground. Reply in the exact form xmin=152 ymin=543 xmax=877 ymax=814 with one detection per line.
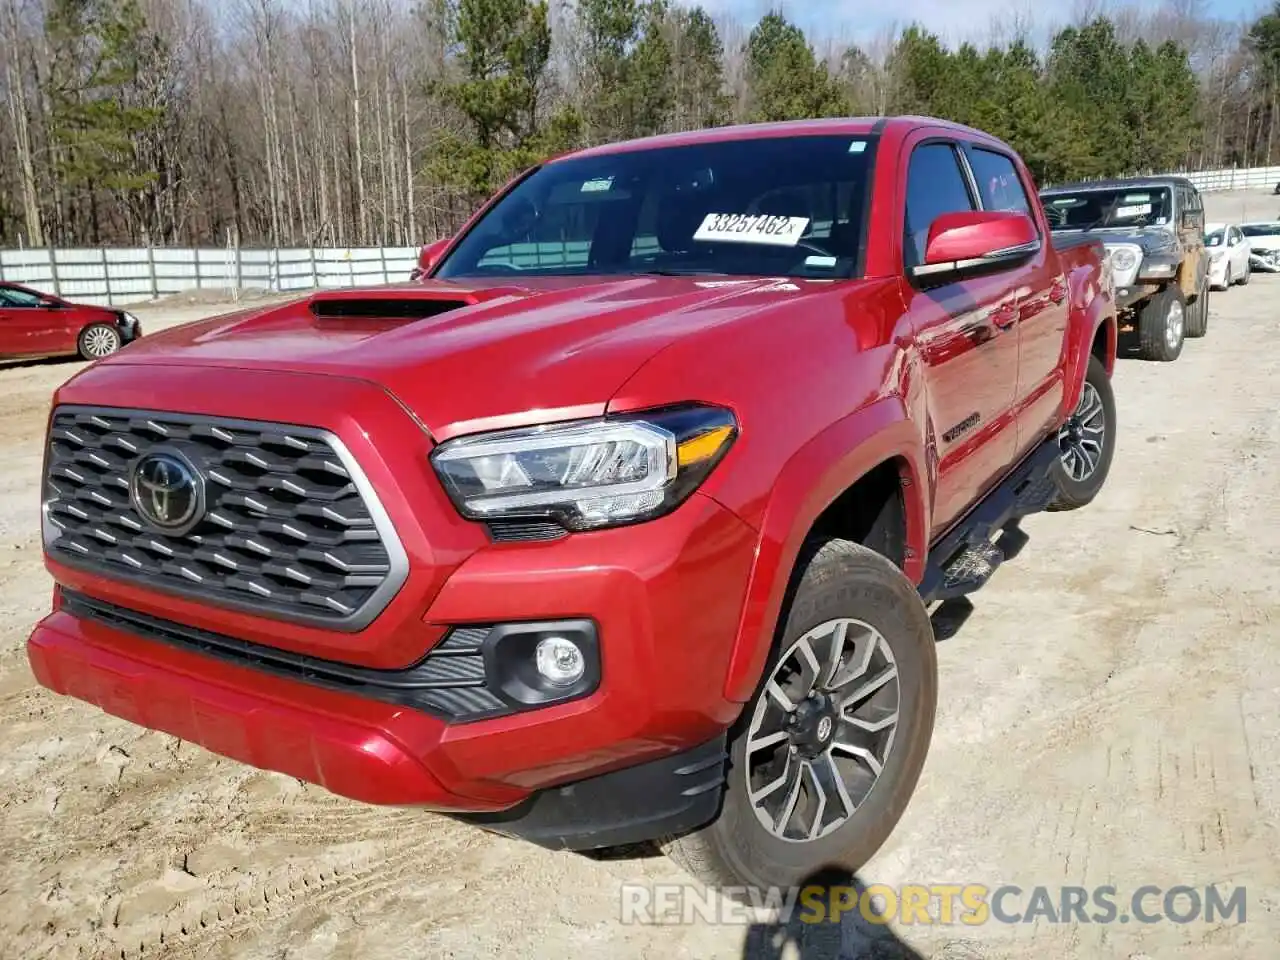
xmin=3 ymin=193 xmax=1279 ymax=960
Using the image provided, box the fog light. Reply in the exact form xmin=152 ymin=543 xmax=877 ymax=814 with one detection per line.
xmin=535 ymin=636 xmax=585 ymax=686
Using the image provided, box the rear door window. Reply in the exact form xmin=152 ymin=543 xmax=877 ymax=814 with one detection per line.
xmin=966 ymin=148 xmax=1033 ymax=219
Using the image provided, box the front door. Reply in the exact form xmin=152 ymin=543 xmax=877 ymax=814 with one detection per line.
xmin=960 ymin=143 xmax=1071 ymax=452
xmin=1176 ymin=184 xmax=1206 ymax=299
xmin=900 ymin=139 xmax=1021 ymax=540
xmin=0 ymin=286 xmax=64 ymax=357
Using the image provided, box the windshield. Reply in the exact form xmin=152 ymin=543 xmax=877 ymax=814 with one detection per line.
xmin=1241 ymin=223 xmax=1280 ymax=237
xmin=1041 ymin=187 xmax=1173 ymax=230
xmin=1204 ymin=229 xmax=1224 ymax=246
xmin=433 ymin=135 xmax=877 ymax=281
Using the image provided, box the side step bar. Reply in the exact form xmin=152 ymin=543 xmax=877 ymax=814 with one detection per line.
xmin=918 ymin=438 xmax=1060 ymax=607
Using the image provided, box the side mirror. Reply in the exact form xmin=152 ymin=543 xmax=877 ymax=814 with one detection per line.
xmin=910 ymin=211 xmax=1040 ymax=285
xmin=411 ymin=238 xmax=451 ymax=280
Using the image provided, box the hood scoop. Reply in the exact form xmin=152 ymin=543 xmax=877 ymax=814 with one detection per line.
xmin=309 ymin=294 xmax=471 ymax=322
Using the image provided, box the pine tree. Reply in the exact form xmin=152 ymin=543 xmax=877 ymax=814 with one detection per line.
xmin=743 ymin=12 xmax=848 ymax=123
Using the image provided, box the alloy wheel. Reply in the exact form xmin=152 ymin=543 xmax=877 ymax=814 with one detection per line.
xmin=1057 ymin=381 xmax=1107 ymax=482
xmin=744 ymin=618 xmax=900 ymax=843
xmin=83 ymin=327 xmax=120 ymax=358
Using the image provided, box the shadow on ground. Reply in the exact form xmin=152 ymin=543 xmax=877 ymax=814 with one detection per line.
xmin=0 ymin=354 xmax=77 ymax=371
xmin=741 ymin=867 xmax=925 ymax=960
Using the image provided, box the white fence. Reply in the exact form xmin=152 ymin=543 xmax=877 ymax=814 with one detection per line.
xmin=1176 ymin=165 xmax=1280 ymax=193
xmin=0 ymin=246 xmax=420 ymax=306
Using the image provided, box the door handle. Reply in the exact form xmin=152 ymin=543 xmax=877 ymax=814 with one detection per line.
xmin=1049 ymin=276 xmax=1067 ymax=304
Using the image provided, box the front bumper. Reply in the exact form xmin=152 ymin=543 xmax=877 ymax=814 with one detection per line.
xmin=1251 ymin=252 xmax=1280 ymax=273
xmin=1207 ymin=258 xmax=1230 ymax=288
xmin=30 ymin=361 xmax=760 ymax=845
xmin=29 ymin=486 xmax=756 ymax=834
xmin=1114 ymin=282 xmax=1160 ymax=310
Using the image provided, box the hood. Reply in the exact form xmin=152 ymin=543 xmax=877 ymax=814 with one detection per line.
xmin=103 ymin=275 xmax=846 ymax=439
xmin=1050 ymin=225 xmax=1177 ymax=254
xmin=1246 ymin=233 xmax=1280 ymax=252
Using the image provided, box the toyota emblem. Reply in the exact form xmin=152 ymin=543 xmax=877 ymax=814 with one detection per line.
xmin=129 ymin=450 xmax=205 ymax=535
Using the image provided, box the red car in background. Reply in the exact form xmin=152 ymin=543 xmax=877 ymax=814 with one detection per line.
xmin=0 ymin=281 xmax=142 ymax=361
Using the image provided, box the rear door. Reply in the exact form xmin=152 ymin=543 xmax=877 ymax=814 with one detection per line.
xmin=960 ymin=142 xmax=1071 ymax=454
xmin=899 ymin=138 xmax=1021 ymax=540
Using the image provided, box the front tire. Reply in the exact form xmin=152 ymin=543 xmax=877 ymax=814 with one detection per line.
xmin=1238 ymin=260 xmax=1251 ymax=285
xmin=77 ymin=323 xmax=122 ymax=360
xmin=662 ymin=540 xmax=937 ymax=891
xmin=1048 ymin=355 xmax=1116 ymax=512
xmin=1137 ymin=285 xmax=1185 ymax=362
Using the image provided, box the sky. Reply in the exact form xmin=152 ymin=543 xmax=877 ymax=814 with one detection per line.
xmin=695 ymin=0 xmax=1270 ymax=47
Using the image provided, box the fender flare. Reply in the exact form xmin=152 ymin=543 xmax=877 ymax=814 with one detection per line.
xmin=1061 ymin=265 xmax=1118 ymax=419
xmin=721 ymin=395 xmax=929 ymax=703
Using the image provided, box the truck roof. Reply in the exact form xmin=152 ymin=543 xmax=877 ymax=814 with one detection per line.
xmin=1040 ymin=175 xmax=1200 ymax=194
xmin=556 ymin=116 xmax=1010 ymax=161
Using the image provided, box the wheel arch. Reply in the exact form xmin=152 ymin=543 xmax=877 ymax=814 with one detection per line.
xmin=721 ymin=397 xmax=928 ymax=703
xmin=1062 ymin=273 xmax=1118 ymax=419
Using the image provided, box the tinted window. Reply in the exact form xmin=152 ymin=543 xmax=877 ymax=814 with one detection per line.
xmin=1204 ymin=229 xmax=1223 ymax=247
xmin=1041 ymin=187 xmax=1172 ymax=229
xmin=0 ymin=287 xmax=42 ymax=307
xmin=435 ymin=135 xmax=878 ymax=280
xmin=968 ymin=148 xmax=1032 ymax=217
xmin=903 ymin=143 xmax=975 ymax=268
xmin=1241 ymin=223 xmax=1280 ymax=237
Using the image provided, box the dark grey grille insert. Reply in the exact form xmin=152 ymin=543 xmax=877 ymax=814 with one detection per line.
xmin=43 ymin=405 xmax=408 ymax=631
xmin=60 ymin=591 xmax=511 ymax=722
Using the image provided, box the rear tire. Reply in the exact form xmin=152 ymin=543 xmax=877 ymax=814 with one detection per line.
xmin=1186 ymin=278 xmax=1209 ymax=338
xmin=662 ymin=539 xmax=936 ymax=891
xmin=77 ymin=323 xmax=121 ymax=360
xmin=1048 ymin=355 xmax=1116 ymax=512
xmin=1137 ymin=285 xmax=1185 ymax=362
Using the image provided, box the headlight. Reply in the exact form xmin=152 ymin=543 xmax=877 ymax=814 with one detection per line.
xmin=1105 ymin=243 xmax=1142 ymax=287
xmin=431 ymin=404 xmax=738 ymax=531
xmin=1109 ymin=246 xmax=1139 ymax=272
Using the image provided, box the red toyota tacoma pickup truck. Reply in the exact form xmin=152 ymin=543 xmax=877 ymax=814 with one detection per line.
xmin=28 ymin=117 xmax=1117 ymax=891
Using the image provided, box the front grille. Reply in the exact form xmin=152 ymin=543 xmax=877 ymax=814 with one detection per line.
xmin=43 ymin=405 xmax=407 ymax=631
xmin=61 ymin=590 xmax=519 ymax=722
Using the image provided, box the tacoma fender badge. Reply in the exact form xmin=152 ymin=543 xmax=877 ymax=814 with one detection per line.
xmin=942 ymin=412 xmax=981 ymax=444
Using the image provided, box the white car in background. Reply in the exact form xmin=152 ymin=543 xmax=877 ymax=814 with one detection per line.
xmin=1204 ymin=222 xmax=1251 ymax=289
xmin=1241 ymin=221 xmax=1280 ymax=273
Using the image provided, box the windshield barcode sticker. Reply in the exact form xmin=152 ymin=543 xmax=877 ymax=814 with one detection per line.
xmin=693 ymin=214 xmax=810 ymax=247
